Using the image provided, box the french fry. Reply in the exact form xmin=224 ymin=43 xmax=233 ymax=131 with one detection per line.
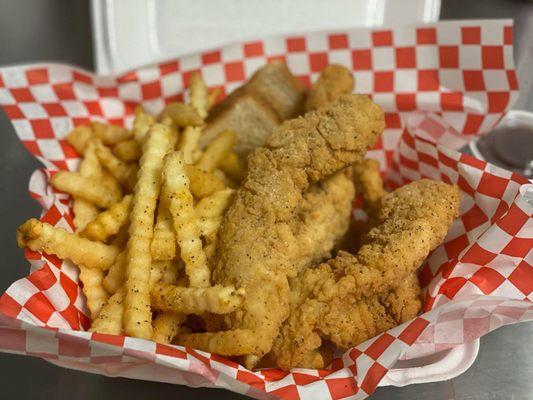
xmin=17 ymin=219 xmax=119 ymax=270
xmin=176 ymin=329 xmax=267 ymax=357
xmin=152 ymin=312 xmax=185 ymax=344
xmin=159 ymin=102 xmax=203 ymax=127
xmin=73 ymin=199 xmax=99 ymax=232
xmin=195 ymin=130 xmax=235 ymax=172
xmin=163 ymin=152 xmax=209 ymax=288
xmin=90 ymin=121 xmax=132 ymax=145
xmin=195 ymin=189 xmax=234 ymax=242
xmin=66 ymin=125 xmax=93 ymax=155
xmin=113 ymin=140 xmax=141 ymax=163
xmin=133 ymin=106 xmax=156 ymax=143
xmin=73 ymin=142 xmax=102 ymax=230
xmin=178 ymin=126 xmax=202 ymax=164
xmin=151 ymin=189 xmax=176 ymax=260
xmin=95 ymin=139 xmax=138 ymax=191
xmin=79 ymin=266 xmax=109 ymax=320
xmin=81 ymin=195 xmax=133 ymax=242
xmin=189 ymin=72 xmax=209 ymax=119
xmin=124 ymin=124 xmax=173 ymax=339
xmin=51 ymin=171 xmax=122 ymax=209
xmin=161 ymin=116 xmax=180 ymax=150
xmin=101 ymin=170 xmax=123 ymax=195
xmin=207 ymin=87 xmax=222 ymax=111
xmin=111 ymin=222 xmax=129 ymax=248
xmin=213 ymin=169 xmax=237 ymax=189
xmin=103 ymin=250 xmax=126 ymax=294
xmin=151 ymin=283 xmax=245 ymax=314
xmin=185 ymin=165 xmax=225 ymax=199
xmin=90 ymin=287 xmax=125 ymax=335
xmin=219 ymin=152 xmax=245 ymax=182
xmin=149 ymin=260 xmax=180 ymax=289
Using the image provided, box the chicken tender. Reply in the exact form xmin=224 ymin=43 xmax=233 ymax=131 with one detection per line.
xmin=271 ymin=179 xmax=460 ymax=370
xmin=305 ymin=65 xmax=354 ymax=111
xmin=175 ymin=94 xmax=385 ymax=361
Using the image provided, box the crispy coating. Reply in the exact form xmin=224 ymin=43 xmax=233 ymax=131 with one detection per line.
xmin=352 ymin=158 xmax=386 ymax=220
xmin=305 ymin=65 xmax=354 ymax=111
xmin=17 ymin=219 xmax=120 ymax=270
xmin=176 ymin=94 xmax=384 ymax=358
xmin=271 ymin=179 xmax=460 ymax=369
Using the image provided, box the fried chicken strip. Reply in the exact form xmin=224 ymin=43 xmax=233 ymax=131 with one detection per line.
xmin=271 ymin=179 xmax=460 ymax=370
xmin=305 ymin=65 xmax=354 ymax=111
xmin=175 ymin=94 xmax=385 ymax=359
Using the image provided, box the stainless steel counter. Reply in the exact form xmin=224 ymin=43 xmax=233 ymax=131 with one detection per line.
xmin=0 ymin=0 xmax=531 ymax=398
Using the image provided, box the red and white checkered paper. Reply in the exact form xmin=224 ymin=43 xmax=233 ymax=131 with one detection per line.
xmin=0 ymin=20 xmax=531 ymax=399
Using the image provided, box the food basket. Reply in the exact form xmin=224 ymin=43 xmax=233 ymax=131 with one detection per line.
xmin=0 ymin=19 xmax=531 ymax=399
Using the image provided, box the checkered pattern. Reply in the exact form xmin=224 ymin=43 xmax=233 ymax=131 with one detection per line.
xmin=0 ymin=20 xmax=531 ymax=400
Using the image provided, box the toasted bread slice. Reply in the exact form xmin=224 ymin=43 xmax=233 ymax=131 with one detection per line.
xmin=202 ymin=62 xmax=306 ymax=156
xmin=202 ymin=89 xmax=281 ymax=156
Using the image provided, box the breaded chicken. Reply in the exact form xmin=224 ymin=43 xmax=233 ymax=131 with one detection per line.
xmin=352 ymin=158 xmax=386 ymax=220
xmin=175 ymin=95 xmax=385 ymax=361
xmin=305 ymin=65 xmax=355 ymax=111
xmin=271 ymin=179 xmax=460 ymax=370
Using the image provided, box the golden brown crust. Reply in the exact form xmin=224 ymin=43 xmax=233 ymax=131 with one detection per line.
xmin=270 ymin=179 xmax=460 ymax=370
xmin=175 ymin=95 xmax=384 ymax=358
xmin=305 ymin=64 xmax=355 ymax=111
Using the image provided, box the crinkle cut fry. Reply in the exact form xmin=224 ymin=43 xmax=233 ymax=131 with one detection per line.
xmin=51 ymin=171 xmax=122 ymax=209
xmin=151 ymin=283 xmax=245 ymax=315
xmin=17 ymin=219 xmax=119 ymax=270
xmin=124 ymin=124 xmax=173 ymax=339
xmin=150 ymin=184 xmax=176 ymax=260
xmin=81 ymin=195 xmax=132 ymax=242
xmin=163 ymin=152 xmax=210 ymax=288
xmin=90 ymin=287 xmax=125 ymax=335
xmin=176 ymin=329 xmax=271 ymax=357
xmin=152 ymin=312 xmax=186 ymax=344
xmin=186 ymin=95 xmax=384 ymax=359
xmin=271 ymin=179 xmax=461 ymax=370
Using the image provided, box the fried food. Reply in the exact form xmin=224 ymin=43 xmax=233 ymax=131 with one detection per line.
xmin=176 ymin=94 xmax=384 ymax=360
xmin=152 ymin=312 xmax=186 ymax=344
xmin=90 ymin=287 xmax=125 ymax=335
xmin=185 ymin=165 xmax=225 ymax=199
xmin=219 ymin=152 xmax=245 ymax=182
xmin=94 ymin=139 xmax=138 ymax=191
xmin=90 ymin=121 xmax=132 ymax=145
xmin=133 ymin=106 xmax=156 ymax=143
xmin=270 ymin=179 xmax=461 ymax=369
xmin=113 ymin=139 xmax=142 ymax=163
xmin=72 ymin=141 xmax=102 ymax=231
xmin=162 ymin=152 xmax=210 ymax=288
xmin=81 ymin=195 xmax=132 ymax=242
xmin=151 ymin=283 xmax=245 ymax=315
xmin=189 ymin=72 xmax=209 ymax=119
xmin=123 ymin=124 xmax=173 ymax=339
xmin=17 ymin=219 xmax=120 ymax=270
xmin=179 ymin=126 xmax=203 ymax=164
xmin=51 ymin=171 xmax=122 ymax=209
xmin=103 ymin=250 xmax=126 ymax=294
xmin=305 ymin=64 xmax=354 ymax=111
xmin=150 ymin=197 xmax=176 ymax=260
xmin=352 ymin=158 xmax=386 ymax=220
xmin=195 ymin=130 xmax=235 ymax=173
xmin=79 ymin=267 xmax=109 ymax=320
xmin=160 ymin=102 xmax=203 ymax=127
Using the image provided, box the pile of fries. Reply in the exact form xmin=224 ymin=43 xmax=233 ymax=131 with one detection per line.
xmin=17 ymin=73 xmax=247 ymax=343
